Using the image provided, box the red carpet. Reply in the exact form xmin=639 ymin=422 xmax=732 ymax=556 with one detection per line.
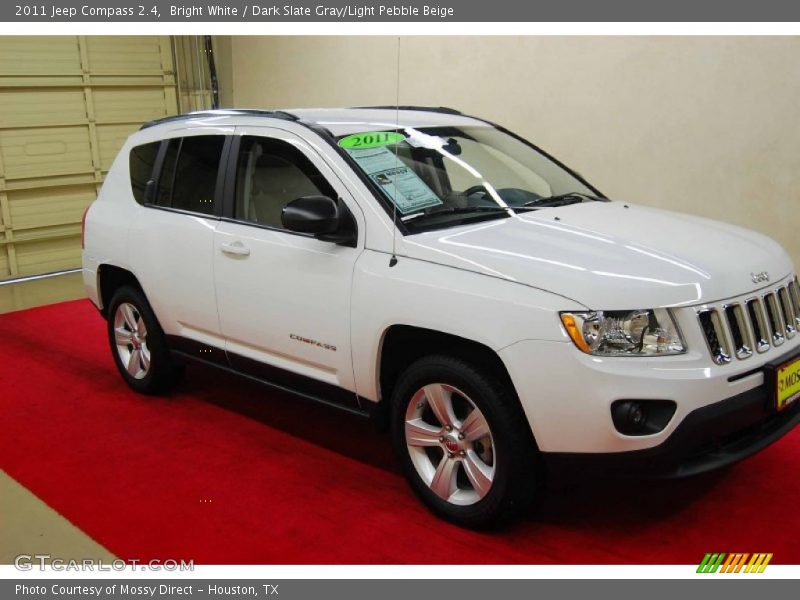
xmin=1 ymin=299 xmax=798 ymax=564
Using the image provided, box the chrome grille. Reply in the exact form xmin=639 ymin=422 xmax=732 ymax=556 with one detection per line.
xmin=778 ymin=287 xmax=796 ymax=336
xmin=745 ymin=298 xmax=770 ymax=353
xmin=764 ymin=292 xmax=786 ymax=346
xmin=697 ymin=277 xmax=800 ymax=365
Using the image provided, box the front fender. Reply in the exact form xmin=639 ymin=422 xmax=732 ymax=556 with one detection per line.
xmin=351 ymin=250 xmax=583 ymax=401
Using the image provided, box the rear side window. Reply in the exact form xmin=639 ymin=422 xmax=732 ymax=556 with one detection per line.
xmin=146 ymin=135 xmax=225 ymax=215
xmin=171 ymin=136 xmax=225 ymax=215
xmin=129 ymin=141 xmax=160 ymax=204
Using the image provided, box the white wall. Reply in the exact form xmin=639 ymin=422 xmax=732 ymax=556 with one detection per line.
xmin=227 ymin=36 xmax=800 ymax=267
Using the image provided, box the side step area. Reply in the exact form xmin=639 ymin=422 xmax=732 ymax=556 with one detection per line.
xmin=167 ymin=336 xmax=370 ymax=419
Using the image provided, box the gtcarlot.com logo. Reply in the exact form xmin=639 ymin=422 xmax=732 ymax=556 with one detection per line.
xmin=14 ymin=554 xmax=194 ymax=572
xmin=697 ymin=552 xmax=772 ymax=573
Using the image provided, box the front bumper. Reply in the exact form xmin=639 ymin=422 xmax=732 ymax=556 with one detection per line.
xmin=499 ymin=316 xmax=800 ymax=456
xmin=542 ymin=379 xmax=800 ymax=478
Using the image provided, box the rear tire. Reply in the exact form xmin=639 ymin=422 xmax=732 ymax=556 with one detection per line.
xmin=107 ymin=285 xmax=177 ymax=394
xmin=390 ymin=354 xmax=539 ymax=528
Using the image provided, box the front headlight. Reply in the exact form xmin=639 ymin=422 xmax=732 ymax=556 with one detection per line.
xmin=560 ymin=309 xmax=686 ymax=356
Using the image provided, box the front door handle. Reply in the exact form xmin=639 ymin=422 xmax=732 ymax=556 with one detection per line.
xmin=220 ymin=241 xmax=250 ymax=257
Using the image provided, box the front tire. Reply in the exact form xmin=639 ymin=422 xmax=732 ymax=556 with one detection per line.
xmin=390 ymin=355 xmax=539 ymax=528
xmin=107 ymin=285 xmax=176 ymax=394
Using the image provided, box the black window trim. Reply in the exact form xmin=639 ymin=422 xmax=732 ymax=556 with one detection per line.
xmin=218 ymin=132 xmax=359 ymax=246
xmin=128 ymin=140 xmax=162 ymax=205
xmin=136 ymin=133 xmax=231 ymax=220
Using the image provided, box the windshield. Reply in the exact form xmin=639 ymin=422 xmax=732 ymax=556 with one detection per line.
xmin=338 ymin=125 xmax=601 ymax=233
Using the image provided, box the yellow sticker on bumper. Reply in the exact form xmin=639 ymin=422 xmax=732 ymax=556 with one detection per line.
xmin=776 ymin=356 xmax=800 ymax=411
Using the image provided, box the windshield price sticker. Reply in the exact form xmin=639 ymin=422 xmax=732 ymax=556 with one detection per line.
xmin=345 ymin=145 xmax=442 ymax=214
xmin=338 ymin=131 xmax=406 ymax=150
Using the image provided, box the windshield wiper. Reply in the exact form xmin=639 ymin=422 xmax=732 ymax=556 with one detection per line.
xmin=402 ymin=206 xmax=511 ymax=221
xmin=522 ymin=192 xmax=601 ymax=208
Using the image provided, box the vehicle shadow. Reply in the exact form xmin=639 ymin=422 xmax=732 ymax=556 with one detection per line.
xmin=528 ymin=470 xmax=729 ymax=529
xmin=177 ymin=363 xmax=398 ymax=472
xmin=177 ymin=363 xmax=729 ymax=528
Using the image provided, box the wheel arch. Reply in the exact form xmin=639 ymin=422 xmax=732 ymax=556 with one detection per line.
xmin=376 ymin=325 xmax=522 ymax=426
xmin=96 ymin=264 xmax=144 ymax=318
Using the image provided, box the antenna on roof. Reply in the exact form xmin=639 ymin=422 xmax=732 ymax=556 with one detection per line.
xmin=389 ymin=37 xmax=401 ymax=268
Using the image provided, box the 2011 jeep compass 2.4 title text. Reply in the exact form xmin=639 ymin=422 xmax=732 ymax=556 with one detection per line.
xmin=82 ymin=107 xmax=800 ymax=527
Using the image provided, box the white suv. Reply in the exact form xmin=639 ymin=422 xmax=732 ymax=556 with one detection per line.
xmin=82 ymin=107 xmax=800 ymax=527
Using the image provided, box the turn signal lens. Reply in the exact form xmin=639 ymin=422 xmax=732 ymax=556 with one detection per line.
xmin=560 ymin=313 xmax=592 ymax=353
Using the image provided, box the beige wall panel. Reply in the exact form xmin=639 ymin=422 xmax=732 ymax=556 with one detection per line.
xmin=8 ymin=185 xmax=95 ymax=231
xmin=84 ymin=37 xmax=167 ymax=74
xmin=0 ymin=35 xmax=187 ymax=280
xmin=231 ymin=36 xmax=800 ymax=268
xmin=0 ymin=76 xmax=85 ymax=87
xmin=89 ymin=75 xmax=171 ymax=87
xmin=178 ymin=90 xmax=213 ymax=113
xmin=0 ymin=238 xmax=9 ymax=277
xmin=0 ymin=37 xmax=80 ymax=75
xmin=214 ymin=36 xmax=233 ymax=108
xmin=15 ymin=236 xmax=81 ymax=276
xmin=96 ymin=124 xmax=139 ymax=171
xmin=0 ymin=246 xmax=9 ymax=278
xmin=0 ymin=89 xmax=88 ymax=128
xmin=0 ymin=126 xmax=93 ymax=181
xmin=6 ymin=173 xmax=96 ymax=192
xmin=14 ymin=223 xmax=81 ymax=243
xmin=93 ymin=88 xmax=174 ymax=124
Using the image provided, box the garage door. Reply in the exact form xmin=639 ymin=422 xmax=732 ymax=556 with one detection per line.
xmin=0 ymin=36 xmax=179 ymax=280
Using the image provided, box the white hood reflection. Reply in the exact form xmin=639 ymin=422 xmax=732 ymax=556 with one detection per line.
xmin=403 ymin=202 xmax=792 ymax=309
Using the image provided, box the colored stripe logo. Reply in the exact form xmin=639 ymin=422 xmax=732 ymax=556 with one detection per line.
xmin=697 ymin=552 xmax=772 ymax=573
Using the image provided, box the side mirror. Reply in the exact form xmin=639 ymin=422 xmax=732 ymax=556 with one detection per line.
xmin=282 ymin=195 xmax=340 ymax=235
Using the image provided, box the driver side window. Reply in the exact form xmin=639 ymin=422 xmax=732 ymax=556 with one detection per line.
xmin=234 ymin=136 xmax=336 ymax=230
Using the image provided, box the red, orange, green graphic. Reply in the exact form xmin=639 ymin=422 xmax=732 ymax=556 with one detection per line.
xmin=697 ymin=553 xmax=772 ymax=573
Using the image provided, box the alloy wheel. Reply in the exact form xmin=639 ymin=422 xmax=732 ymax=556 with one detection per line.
xmin=404 ymin=383 xmax=496 ymax=506
xmin=113 ymin=302 xmax=151 ymax=380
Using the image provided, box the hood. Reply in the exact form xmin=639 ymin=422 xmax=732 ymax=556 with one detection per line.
xmin=401 ymin=202 xmax=794 ymax=309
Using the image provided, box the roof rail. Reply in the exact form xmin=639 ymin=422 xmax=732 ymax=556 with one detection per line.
xmin=350 ymin=105 xmax=463 ymax=116
xmin=139 ymin=109 xmax=300 ymax=130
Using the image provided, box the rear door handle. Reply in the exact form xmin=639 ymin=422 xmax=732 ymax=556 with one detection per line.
xmin=220 ymin=241 xmax=250 ymax=257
